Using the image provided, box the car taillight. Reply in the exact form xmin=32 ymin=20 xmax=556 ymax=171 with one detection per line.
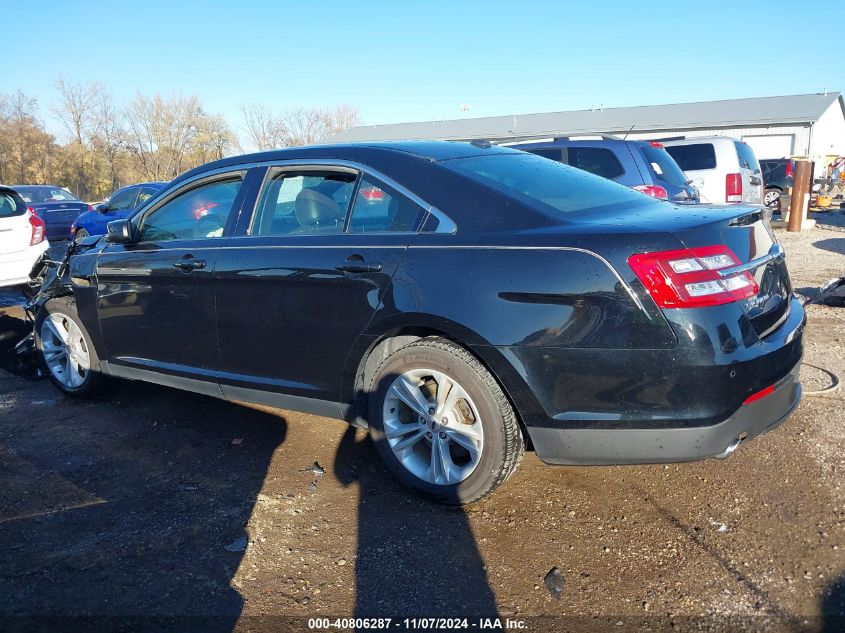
xmin=87 ymin=204 xmax=94 ymax=211
xmin=29 ymin=213 xmax=46 ymax=245
xmin=726 ymin=173 xmax=742 ymax=202
xmin=359 ymin=186 xmax=385 ymax=202
xmin=649 ymin=141 xmax=664 ymax=149
xmin=632 ymin=184 xmax=668 ymax=200
xmin=27 ymin=206 xmax=38 ymax=216
xmin=785 ymin=161 xmax=793 ymax=179
xmin=628 ymin=245 xmax=759 ymax=308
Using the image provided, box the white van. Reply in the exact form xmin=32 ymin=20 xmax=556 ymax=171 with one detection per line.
xmin=663 ymin=137 xmax=763 ymax=205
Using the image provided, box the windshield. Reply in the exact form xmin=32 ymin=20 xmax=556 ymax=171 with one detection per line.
xmin=441 ymin=152 xmax=651 ymax=216
xmin=640 ymin=145 xmax=688 ymax=186
xmin=15 ymin=186 xmax=80 ymax=203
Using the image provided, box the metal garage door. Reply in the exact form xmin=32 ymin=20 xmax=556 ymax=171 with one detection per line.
xmin=742 ymin=134 xmax=794 ymax=159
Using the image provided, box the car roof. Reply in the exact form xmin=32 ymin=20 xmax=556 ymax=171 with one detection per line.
xmin=515 ymin=138 xmax=637 ymax=149
xmin=662 ymin=136 xmax=740 ymax=145
xmin=11 ymin=184 xmax=66 ymax=189
xmin=171 ymin=141 xmax=518 ymax=186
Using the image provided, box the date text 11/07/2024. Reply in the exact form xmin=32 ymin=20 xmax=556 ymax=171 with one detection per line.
xmin=307 ymin=617 xmax=528 ymax=630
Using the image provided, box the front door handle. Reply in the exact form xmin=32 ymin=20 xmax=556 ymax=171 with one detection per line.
xmin=172 ymin=258 xmax=206 ymax=271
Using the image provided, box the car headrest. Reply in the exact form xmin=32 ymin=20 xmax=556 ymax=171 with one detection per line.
xmin=295 ymin=188 xmax=342 ymax=228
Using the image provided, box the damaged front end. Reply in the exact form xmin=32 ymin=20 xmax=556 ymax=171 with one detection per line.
xmin=14 ymin=236 xmax=105 ymax=370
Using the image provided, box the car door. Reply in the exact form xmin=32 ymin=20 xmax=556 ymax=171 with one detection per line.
xmin=213 ymin=164 xmax=427 ymax=413
xmin=94 ymin=171 xmax=248 ymax=387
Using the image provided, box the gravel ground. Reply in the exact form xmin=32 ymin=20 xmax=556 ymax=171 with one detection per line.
xmin=0 ymin=215 xmax=843 ymax=632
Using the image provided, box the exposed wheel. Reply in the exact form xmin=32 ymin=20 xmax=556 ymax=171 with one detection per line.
xmin=367 ymin=337 xmax=524 ymax=504
xmin=35 ymin=296 xmax=107 ymax=398
xmin=74 ymin=228 xmax=90 ymax=242
xmin=764 ymin=189 xmax=781 ymax=209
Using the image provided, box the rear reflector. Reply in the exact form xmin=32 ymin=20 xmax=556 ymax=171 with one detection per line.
xmin=29 ymin=212 xmax=46 ymax=245
xmin=743 ymin=384 xmax=775 ymax=405
xmin=785 ymin=161 xmax=793 ymax=179
xmin=628 ymin=245 xmax=759 ymax=308
xmin=632 ymin=184 xmax=669 ymax=200
xmin=726 ymin=173 xmax=742 ymax=202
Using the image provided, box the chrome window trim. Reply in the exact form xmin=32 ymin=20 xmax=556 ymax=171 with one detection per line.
xmin=716 ymin=244 xmax=784 ymax=278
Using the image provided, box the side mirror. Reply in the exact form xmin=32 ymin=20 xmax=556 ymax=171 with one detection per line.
xmin=95 ymin=203 xmax=109 ymax=213
xmin=105 ymin=219 xmax=134 ymax=243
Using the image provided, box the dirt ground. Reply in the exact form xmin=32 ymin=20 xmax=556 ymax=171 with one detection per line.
xmin=1 ymin=214 xmax=844 ymax=632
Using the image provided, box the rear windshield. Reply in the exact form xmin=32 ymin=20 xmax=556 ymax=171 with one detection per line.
xmin=761 ymin=160 xmax=789 ymax=180
xmin=0 ymin=192 xmax=26 ymax=218
xmin=15 ymin=186 xmax=80 ymax=203
xmin=665 ymin=143 xmax=717 ymax=171
xmin=734 ymin=141 xmax=760 ymax=171
xmin=441 ymin=153 xmax=650 ymax=216
xmin=639 ymin=145 xmax=688 ymax=186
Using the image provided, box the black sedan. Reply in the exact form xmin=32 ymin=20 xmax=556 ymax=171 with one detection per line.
xmin=30 ymin=141 xmax=804 ymax=504
xmin=13 ymin=185 xmax=91 ymax=241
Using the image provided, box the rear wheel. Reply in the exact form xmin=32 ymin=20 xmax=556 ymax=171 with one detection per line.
xmin=35 ymin=296 xmax=107 ymax=398
xmin=367 ymin=337 xmax=524 ymax=504
xmin=764 ymin=188 xmax=781 ymax=209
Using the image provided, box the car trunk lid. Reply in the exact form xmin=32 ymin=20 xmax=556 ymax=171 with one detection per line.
xmin=667 ymin=206 xmax=790 ymax=337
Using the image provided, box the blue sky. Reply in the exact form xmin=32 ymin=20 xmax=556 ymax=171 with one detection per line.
xmin=3 ymin=0 xmax=842 ymax=141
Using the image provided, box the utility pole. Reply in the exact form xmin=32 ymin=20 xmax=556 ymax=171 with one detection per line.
xmin=787 ymin=160 xmax=813 ymax=232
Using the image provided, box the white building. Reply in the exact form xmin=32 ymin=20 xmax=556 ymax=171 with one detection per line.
xmin=331 ymin=93 xmax=845 ymax=165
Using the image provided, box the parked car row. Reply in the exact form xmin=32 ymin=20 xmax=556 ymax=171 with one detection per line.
xmin=27 ymin=140 xmax=804 ymax=504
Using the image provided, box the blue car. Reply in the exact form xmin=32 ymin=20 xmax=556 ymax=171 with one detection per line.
xmin=516 ymin=137 xmax=699 ymax=204
xmin=71 ymin=182 xmax=166 ymax=240
xmin=13 ymin=185 xmax=91 ymax=242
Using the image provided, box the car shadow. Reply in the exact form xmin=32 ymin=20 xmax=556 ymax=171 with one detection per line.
xmin=0 ymin=377 xmax=286 ymax=631
xmin=334 ymin=423 xmax=499 ymax=618
xmin=811 ymin=238 xmax=845 ymax=256
xmin=822 ymin=573 xmax=845 ymax=633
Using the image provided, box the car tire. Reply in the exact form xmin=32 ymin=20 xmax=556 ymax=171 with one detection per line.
xmin=764 ymin=188 xmax=781 ymax=210
xmin=35 ymin=296 xmax=107 ymax=398
xmin=74 ymin=228 xmax=90 ymax=242
xmin=367 ymin=337 xmax=524 ymax=505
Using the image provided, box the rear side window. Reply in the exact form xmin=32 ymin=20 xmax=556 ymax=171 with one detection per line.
xmin=567 ymin=147 xmax=624 ymax=179
xmin=0 ymin=192 xmax=25 ymax=218
xmin=107 ymin=187 xmax=138 ymax=211
xmin=734 ymin=141 xmax=760 ymax=171
xmin=442 ymin=153 xmax=649 ymax=217
xmin=251 ymin=171 xmax=356 ymax=236
xmin=665 ymin=143 xmax=717 ymax=171
xmin=526 ymin=148 xmax=563 ymax=162
xmin=347 ymin=176 xmax=427 ymax=233
xmin=138 ymin=187 xmax=160 ymax=206
xmin=639 ymin=145 xmax=688 ymax=186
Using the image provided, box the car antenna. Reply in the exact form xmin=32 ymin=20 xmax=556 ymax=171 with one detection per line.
xmin=622 ymin=124 xmax=635 ymax=141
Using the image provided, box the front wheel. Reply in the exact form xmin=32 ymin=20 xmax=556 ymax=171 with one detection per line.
xmin=35 ymin=296 xmax=107 ymax=398
xmin=367 ymin=337 xmax=524 ymax=505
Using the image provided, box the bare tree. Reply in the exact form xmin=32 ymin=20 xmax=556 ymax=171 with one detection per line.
xmin=53 ymin=77 xmax=102 ymax=197
xmin=241 ymin=103 xmax=282 ymax=151
xmin=0 ymin=90 xmax=54 ymax=184
xmin=124 ymin=93 xmax=203 ymax=181
xmin=321 ymin=103 xmax=360 ymax=138
xmin=90 ymin=90 xmax=125 ymax=191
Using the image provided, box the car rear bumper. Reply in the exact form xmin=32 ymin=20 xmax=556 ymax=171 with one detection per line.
xmin=0 ymin=241 xmax=49 ymax=288
xmin=527 ymin=360 xmax=801 ymax=465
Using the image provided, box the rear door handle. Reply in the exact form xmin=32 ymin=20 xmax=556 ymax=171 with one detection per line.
xmin=335 ymin=262 xmax=382 ymax=273
xmin=172 ymin=258 xmax=206 ymax=271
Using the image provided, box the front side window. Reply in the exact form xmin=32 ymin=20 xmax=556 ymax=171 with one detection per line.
xmin=347 ymin=177 xmax=427 ymax=233
xmin=137 ymin=187 xmax=159 ymax=206
xmin=107 ymin=188 xmax=138 ymax=211
xmin=665 ymin=143 xmax=717 ymax=171
xmin=252 ymin=171 xmax=356 ymax=236
xmin=137 ymin=177 xmax=242 ymax=242
xmin=566 ymin=147 xmax=624 ymax=179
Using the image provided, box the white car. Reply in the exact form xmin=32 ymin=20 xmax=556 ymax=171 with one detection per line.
xmin=0 ymin=186 xmax=49 ymax=289
xmin=663 ymin=136 xmax=763 ymax=205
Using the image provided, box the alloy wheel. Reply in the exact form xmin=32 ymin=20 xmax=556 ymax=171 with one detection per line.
xmin=40 ymin=312 xmax=91 ymax=389
xmin=382 ymin=368 xmax=484 ymax=486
